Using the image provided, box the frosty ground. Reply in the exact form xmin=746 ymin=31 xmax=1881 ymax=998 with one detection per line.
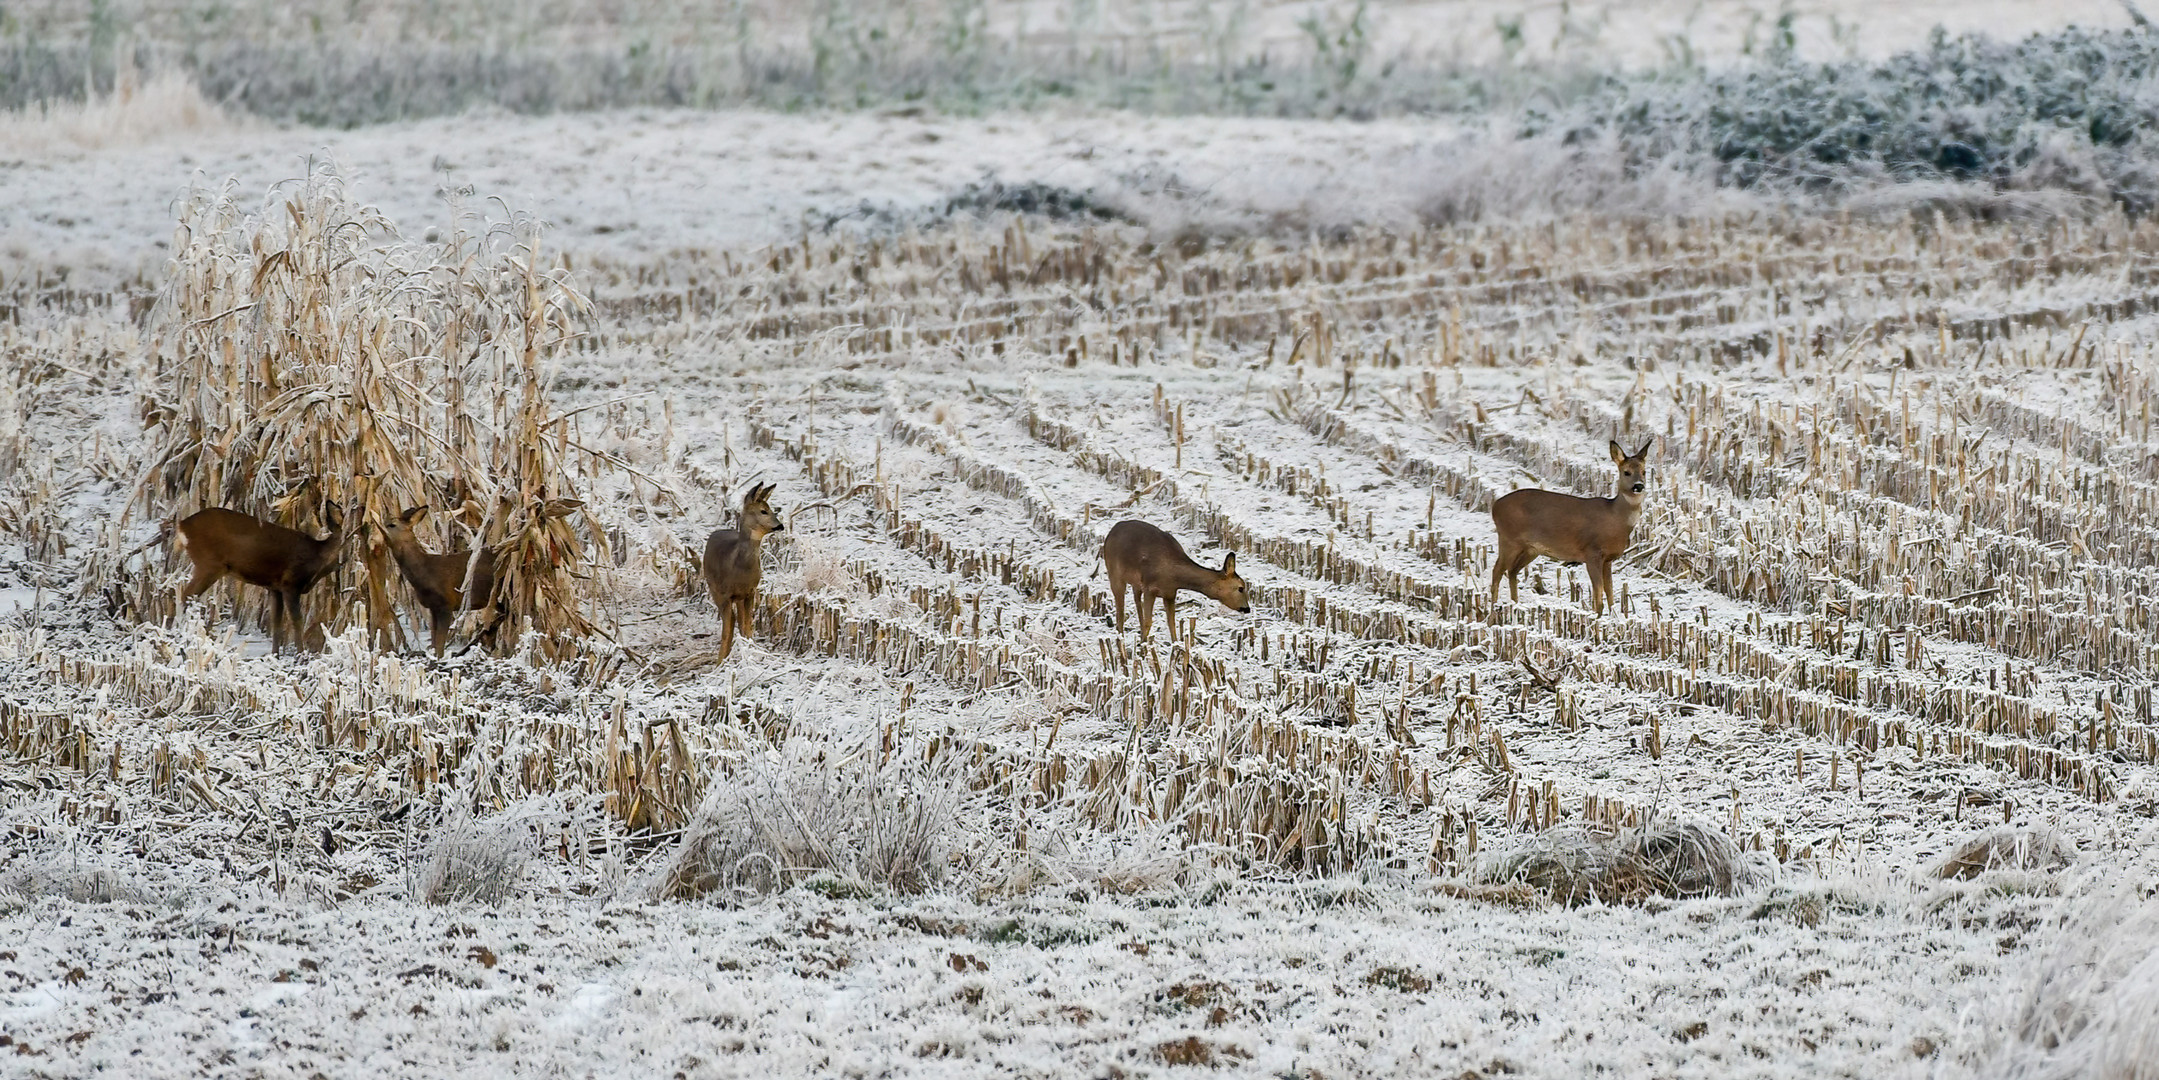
xmin=8 ymin=28 xmax=2159 ymax=1080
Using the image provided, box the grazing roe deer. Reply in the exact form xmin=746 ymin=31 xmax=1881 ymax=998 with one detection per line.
xmin=379 ymin=505 xmax=497 ymax=656
xmin=1099 ymin=519 xmax=1251 ymax=643
xmin=1490 ymin=439 xmax=1654 ymax=614
xmin=176 ymin=506 xmax=352 ymax=652
xmin=703 ymin=482 xmax=784 ymax=660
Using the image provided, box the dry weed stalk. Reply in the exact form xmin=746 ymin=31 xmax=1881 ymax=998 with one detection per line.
xmin=122 ymin=165 xmax=603 ymax=655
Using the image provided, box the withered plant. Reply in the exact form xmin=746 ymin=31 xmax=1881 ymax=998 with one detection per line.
xmin=119 ymin=165 xmax=606 ymax=655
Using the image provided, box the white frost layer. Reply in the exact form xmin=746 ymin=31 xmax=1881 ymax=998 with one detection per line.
xmin=0 ymin=877 xmax=2027 ymax=1079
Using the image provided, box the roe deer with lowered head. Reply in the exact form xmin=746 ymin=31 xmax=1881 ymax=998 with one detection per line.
xmin=1490 ymin=438 xmax=1654 ymax=615
xmin=704 ymin=482 xmax=784 ymax=660
xmin=1098 ymin=519 xmax=1251 ymax=643
xmin=176 ymin=505 xmax=353 ymax=651
xmin=379 ymin=505 xmax=498 ymax=656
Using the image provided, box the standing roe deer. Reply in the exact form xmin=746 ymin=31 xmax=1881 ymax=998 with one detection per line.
xmin=1489 ymin=439 xmax=1654 ymax=614
xmin=176 ymin=505 xmax=353 ymax=651
xmin=379 ymin=505 xmax=498 ymax=656
xmin=1099 ymin=519 xmax=1251 ymax=643
xmin=703 ymin=482 xmax=784 ymax=660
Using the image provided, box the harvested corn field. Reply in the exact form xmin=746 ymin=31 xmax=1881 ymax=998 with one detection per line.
xmin=6 ymin=79 xmax=2159 ymax=1080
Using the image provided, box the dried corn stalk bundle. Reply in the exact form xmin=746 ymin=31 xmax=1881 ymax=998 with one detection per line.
xmin=118 ymin=164 xmax=601 ymax=655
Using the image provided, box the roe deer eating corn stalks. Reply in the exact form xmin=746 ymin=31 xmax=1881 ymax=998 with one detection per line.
xmin=379 ymin=505 xmax=498 ymax=656
xmin=1490 ymin=439 xmax=1654 ymax=615
xmin=704 ymin=482 xmax=784 ymax=660
xmin=1099 ymin=519 xmax=1251 ymax=643
xmin=176 ymin=506 xmax=353 ymax=652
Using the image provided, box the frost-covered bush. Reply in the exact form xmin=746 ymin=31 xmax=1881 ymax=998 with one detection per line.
xmin=1532 ymin=26 xmax=2159 ymax=210
xmin=1931 ymin=826 xmax=2075 ymax=880
xmin=1976 ymin=888 xmax=2159 ymax=1079
xmin=408 ymin=803 xmax=551 ymax=906
xmin=655 ymin=739 xmax=973 ymax=904
xmin=1491 ymin=819 xmax=1758 ymax=906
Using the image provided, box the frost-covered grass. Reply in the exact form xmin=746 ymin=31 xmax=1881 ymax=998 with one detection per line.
xmin=0 ymin=1 xmax=2134 ymax=131
xmin=8 ymin=73 xmax=2159 ymax=1074
xmin=0 ymin=865 xmax=2058 ymax=1077
xmin=1537 ymin=23 xmax=2159 ymax=211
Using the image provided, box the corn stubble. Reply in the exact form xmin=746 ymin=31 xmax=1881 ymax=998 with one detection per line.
xmin=8 ymin=200 xmax=2159 ymax=900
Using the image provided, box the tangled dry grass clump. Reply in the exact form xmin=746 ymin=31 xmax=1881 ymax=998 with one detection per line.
xmin=407 ymin=801 xmax=556 ymax=905
xmin=1493 ymin=819 xmax=1756 ymax=906
xmin=103 ymin=166 xmax=613 ymax=656
xmin=1975 ymin=884 xmax=2159 ymax=1079
xmin=1932 ymin=826 xmax=2076 ymax=881
xmin=655 ymin=738 xmax=975 ymax=903
xmin=0 ymin=67 xmax=234 ymax=154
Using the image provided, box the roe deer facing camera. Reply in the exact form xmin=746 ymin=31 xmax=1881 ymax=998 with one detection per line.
xmin=704 ymin=482 xmax=784 ymax=660
xmin=379 ymin=505 xmax=498 ymax=656
xmin=176 ymin=506 xmax=353 ymax=652
xmin=1490 ymin=439 xmax=1654 ymax=615
xmin=1099 ymin=519 xmax=1251 ymax=643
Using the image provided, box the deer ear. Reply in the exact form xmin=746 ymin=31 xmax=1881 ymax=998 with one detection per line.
xmin=400 ymin=506 xmax=427 ymax=524
xmin=1221 ymin=552 xmax=1237 ymax=574
xmin=1635 ymin=438 xmax=1655 ymax=459
xmin=1609 ymin=440 xmax=1625 ymax=463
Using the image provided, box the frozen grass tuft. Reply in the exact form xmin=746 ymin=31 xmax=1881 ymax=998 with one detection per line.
xmin=655 ymin=738 xmax=973 ymax=904
xmin=1931 ymin=826 xmax=2075 ymax=881
xmin=407 ymin=802 xmax=553 ymax=906
xmin=1491 ymin=819 xmax=1758 ymax=906
xmin=0 ymin=68 xmax=233 ymax=153
xmin=989 ymin=817 xmax=1223 ymax=898
xmin=1972 ymin=885 xmax=2159 ymax=1079
xmin=0 ymin=858 xmax=154 ymax=907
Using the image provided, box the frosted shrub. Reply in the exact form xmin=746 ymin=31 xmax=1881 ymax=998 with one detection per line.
xmin=656 ymin=738 xmax=972 ymax=903
xmin=1536 ymin=25 xmax=2159 ymax=210
xmin=408 ymin=803 xmax=551 ymax=906
xmin=1492 ymin=819 xmax=1757 ymax=906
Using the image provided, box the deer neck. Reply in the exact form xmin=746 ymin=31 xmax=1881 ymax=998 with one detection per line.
xmin=1165 ymin=558 xmax=1222 ymax=596
xmin=298 ymin=527 xmax=349 ymax=584
xmin=382 ymin=531 xmax=432 ymax=576
xmin=1612 ymin=491 xmax=1646 ymax=532
xmin=737 ymin=522 xmax=772 ymax=555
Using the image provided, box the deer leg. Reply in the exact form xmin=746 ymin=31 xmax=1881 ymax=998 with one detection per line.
xmin=1162 ymin=592 xmax=1178 ymax=644
xmin=1111 ymin=576 xmax=1128 ymax=633
xmin=288 ymin=589 xmax=313 ymax=652
xmin=177 ymin=564 xmax=224 ymax=634
xmin=717 ymin=599 xmax=737 ymax=660
xmin=296 ymin=591 xmax=322 ymax=652
xmin=264 ymin=590 xmax=286 ymax=653
xmin=1137 ymin=591 xmax=1155 ymax=643
xmin=1489 ymin=542 xmax=1514 ymax=603
xmin=180 ymin=563 xmax=223 ymax=603
xmin=430 ymin=608 xmax=451 ymax=656
xmin=1589 ymin=557 xmax=1613 ymax=615
xmin=1503 ymin=551 xmax=1528 ymax=603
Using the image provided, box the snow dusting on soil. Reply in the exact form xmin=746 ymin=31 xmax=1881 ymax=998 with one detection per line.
xmin=6 ymin=16 xmax=2159 ymax=1076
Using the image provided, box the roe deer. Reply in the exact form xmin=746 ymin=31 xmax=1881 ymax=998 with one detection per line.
xmin=176 ymin=506 xmax=353 ymax=651
xmin=1490 ymin=439 xmax=1654 ymax=614
xmin=1099 ymin=519 xmax=1251 ymax=643
xmin=703 ymin=482 xmax=784 ymax=660
xmin=379 ymin=505 xmax=497 ymax=656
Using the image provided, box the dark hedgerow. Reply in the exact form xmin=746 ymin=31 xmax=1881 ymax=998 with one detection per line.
xmin=1528 ymin=25 xmax=2159 ymax=210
